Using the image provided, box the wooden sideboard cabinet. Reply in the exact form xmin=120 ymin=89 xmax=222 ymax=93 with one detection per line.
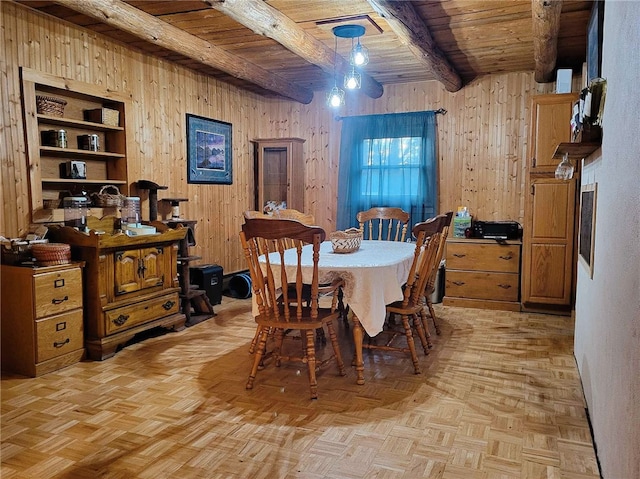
xmin=1 ymin=262 xmax=85 ymax=377
xmin=443 ymin=238 xmax=522 ymax=311
xmin=48 ymin=219 xmax=187 ymax=360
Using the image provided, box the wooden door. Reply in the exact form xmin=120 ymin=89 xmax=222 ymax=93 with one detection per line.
xmin=529 ymin=94 xmax=577 ymax=172
xmin=254 ymin=138 xmax=305 ymax=213
xmin=522 ymin=177 xmax=576 ymax=307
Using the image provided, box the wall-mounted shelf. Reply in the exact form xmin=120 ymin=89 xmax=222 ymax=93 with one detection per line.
xmin=20 ymin=67 xmax=129 ymax=224
xmin=553 ymin=142 xmax=601 ymax=159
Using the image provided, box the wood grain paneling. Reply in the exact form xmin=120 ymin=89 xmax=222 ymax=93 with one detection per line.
xmin=1 ymin=2 xmax=554 ymax=275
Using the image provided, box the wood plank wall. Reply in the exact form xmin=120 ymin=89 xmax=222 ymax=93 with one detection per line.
xmin=1 ymin=2 xmax=556 ymax=275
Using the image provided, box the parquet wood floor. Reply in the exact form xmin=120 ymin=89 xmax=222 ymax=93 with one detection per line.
xmin=1 ymin=298 xmax=600 ymax=479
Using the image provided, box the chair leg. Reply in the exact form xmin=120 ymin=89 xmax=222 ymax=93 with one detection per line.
xmin=246 ymin=327 xmax=269 ymax=390
xmin=274 ymin=328 xmax=285 ymax=367
xmin=400 ymin=314 xmax=421 ymax=374
xmin=249 ymin=325 xmax=263 ymax=354
xmin=326 ymin=320 xmax=346 ymax=376
xmin=411 ymin=313 xmax=430 ymax=355
xmin=305 ymin=330 xmax=319 ymax=399
xmin=418 ymin=308 xmax=433 ymax=349
xmin=426 ymin=298 xmax=441 ymax=335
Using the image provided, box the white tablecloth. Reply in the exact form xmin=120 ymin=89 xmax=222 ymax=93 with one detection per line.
xmin=256 ymin=240 xmax=416 ymax=336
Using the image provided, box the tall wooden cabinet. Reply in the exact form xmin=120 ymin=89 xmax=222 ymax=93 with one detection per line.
xmin=20 ymin=68 xmax=129 ymax=224
xmin=522 ymin=94 xmax=578 ymax=314
xmin=48 ymin=220 xmax=187 ymax=360
xmin=253 ymin=138 xmax=305 ymax=212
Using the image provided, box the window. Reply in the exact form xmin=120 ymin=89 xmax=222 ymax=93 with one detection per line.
xmin=336 ymin=111 xmax=438 ymax=230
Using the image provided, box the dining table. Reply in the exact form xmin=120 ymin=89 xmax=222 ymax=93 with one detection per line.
xmin=256 ymin=239 xmax=417 ymax=385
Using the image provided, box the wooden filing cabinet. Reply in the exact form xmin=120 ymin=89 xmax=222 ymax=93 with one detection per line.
xmin=1 ymin=262 xmax=85 ymax=377
xmin=443 ymin=238 xmax=522 ymax=311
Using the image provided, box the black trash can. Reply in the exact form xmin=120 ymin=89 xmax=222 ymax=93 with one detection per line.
xmin=190 ymin=264 xmax=223 ymax=305
xmin=429 ymin=259 xmax=446 ymax=304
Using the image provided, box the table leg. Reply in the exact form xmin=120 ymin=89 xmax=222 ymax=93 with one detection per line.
xmin=351 ymin=314 xmax=365 ymax=385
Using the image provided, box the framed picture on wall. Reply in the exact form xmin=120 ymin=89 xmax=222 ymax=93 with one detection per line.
xmin=579 ymin=183 xmax=597 ymax=278
xmin=587 ymin=0 xmax=605 ymax=84
xmin=186 ymin=114 xmax=233 ymax=184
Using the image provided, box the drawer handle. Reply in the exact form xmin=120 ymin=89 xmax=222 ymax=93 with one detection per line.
xmin=498 ymin=284 xmax=512 ymax=289
xmin=499 ymin=255 xmax=513 ymax=260
xmin=52 ymin=296 xmax=69 ymax=305
xmin=452 ymin=253 xmax=466 ymax=258
xmin=113 ymin=314 xmax=130 ymax=326
xmin=162 ymin=300 xmax=176 ymax=311
xmin=452 ymin=281 xmax=465 ymax=286
xmin=53 ymin=338 xmax=70 ymax=348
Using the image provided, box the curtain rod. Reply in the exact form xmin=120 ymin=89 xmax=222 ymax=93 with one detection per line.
xmin=334 ymin=108 xmax=447 ymax=121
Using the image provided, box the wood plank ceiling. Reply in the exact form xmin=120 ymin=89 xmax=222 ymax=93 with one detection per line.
xmin=15 ymin=0 xmax=594 ymax=103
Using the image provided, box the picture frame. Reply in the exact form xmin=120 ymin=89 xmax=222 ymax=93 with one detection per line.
xmin=579 ymin=183 xmax=597 ymax=278
xmin=586 ymin=0 xmax=604 ymax=84
xmin=186 ymin=114 xmax=232 ymax=184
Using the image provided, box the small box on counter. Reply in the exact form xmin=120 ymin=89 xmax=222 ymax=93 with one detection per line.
xmin=453 ymin=216 xmax=472 ymax=238
xmin=84 ymin=107 xmax=120 ymax=126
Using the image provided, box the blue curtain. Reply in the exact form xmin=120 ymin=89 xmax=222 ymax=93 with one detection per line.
xmin=336 ymin=111 xmax=438 ymax=230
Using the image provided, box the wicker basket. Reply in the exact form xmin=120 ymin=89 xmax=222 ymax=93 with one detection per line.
xmin=36 ymin=95 xmax=67 ymax=117
xmin=91 ymin=184 xmax=124 ymax=208
xmin=31 ymin=243 xmax=71 ymax=266
xmin=84 ymin=108 xmax=120 ymax=126
xmin=329 ymin=228 xmax=362 ymax=254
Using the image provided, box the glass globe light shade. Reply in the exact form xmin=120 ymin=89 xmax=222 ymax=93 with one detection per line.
xmin=344 ymin=69 xmax=361 ymax=90
xmin=327 ymin=86 xmax=345 ymax=108
xmin=350 ymin=41 xmax=369 ymax=66
xmin=555 ymin=153 xmax=574 ymax=180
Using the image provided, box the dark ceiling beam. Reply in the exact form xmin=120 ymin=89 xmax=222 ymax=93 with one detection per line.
xmin=52 ymin=0 xmax=314 ymax=103
xmin=206 ymin=0 xmax=384 ymax=99
xmin=366 ymin=0 xmax=462 ymax=92
xmin=532 ymin=0 xmax=563 ymax=83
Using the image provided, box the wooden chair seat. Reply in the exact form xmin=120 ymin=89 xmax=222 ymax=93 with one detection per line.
xmin=240 ymin=217 xmax=346 ymax=399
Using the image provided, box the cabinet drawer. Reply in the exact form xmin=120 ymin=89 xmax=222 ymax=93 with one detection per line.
xmin=105 ymin=293 xmax=179 ymax=335
xmin=446 ymin=243 xmax=520 ymax=273
xmin=34 ymin=267 xmax=83 ymax=318
xmin=446 ymin=271 xmax=519 ymax=302
xmin=36 ymin=309 xmax=84 ymax=362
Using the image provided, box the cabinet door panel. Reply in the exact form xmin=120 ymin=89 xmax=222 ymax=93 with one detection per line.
xmin=530 ymin=180 xmax=574 ymax=240
xmin=530 ymin=94 xmax=576 ymax=171
xmin=527 ymin=243 xmax=571 ymax=303
xmin=140 ymin=247 xmax=165 ymax=290
xmin=114 ymin=249 xmax=140 ymax=294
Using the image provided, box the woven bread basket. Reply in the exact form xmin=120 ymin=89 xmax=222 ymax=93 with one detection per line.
xmin=91 ymin=184 xmax=124 ymax=207
xmin=31 ymin=243 xmax=71 ymax=266
xmin=36 ymin=95 xmax=67 ymax=117
xmin=329 ymin=228 xmax=362 ymax=254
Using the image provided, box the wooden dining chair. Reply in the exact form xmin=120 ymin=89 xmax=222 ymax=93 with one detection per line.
xmin=362 ymin=220 xmax=443 ymax=374
xmin=240 ymin=217 xmax=346 ymax=399
xmin=243 ymin=210 xmax=345 ymax=351
xmin=422 ymin=211 xmax=453 ymax=335
xmin=356 ymin=207 xmax=410 ymax=242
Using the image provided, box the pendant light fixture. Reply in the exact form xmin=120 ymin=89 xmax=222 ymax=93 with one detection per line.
xmin=327 ymin=24 xmax=369 ymax=107
xmin=326 ymin=33 xmax=345 ymax=108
